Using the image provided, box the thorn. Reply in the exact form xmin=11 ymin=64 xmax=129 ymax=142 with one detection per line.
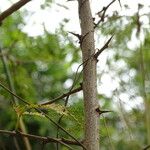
xmin=68 ymin=32 xmax=81 ymax=40
xmin=100 ymin=110 xmax=112 ymax=115
xmin=104 ymin=34 xmax=114 ymax=46
xmin=92 ymin=17 xmax=95 ymax=21
xmin=95 ymin=107 xmax=112 ymax=115
xmin=68 ymin=32 xmax=82 ymax=44
xmin=94 ymin=34 xmax=114 ymax=59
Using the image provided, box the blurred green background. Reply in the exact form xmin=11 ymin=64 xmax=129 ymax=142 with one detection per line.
xmin=0 ymin=0 xmax=150 ymax=149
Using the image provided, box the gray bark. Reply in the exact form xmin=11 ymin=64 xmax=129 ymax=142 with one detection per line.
xmin=77 ymin=0 xmax=100 ymax=150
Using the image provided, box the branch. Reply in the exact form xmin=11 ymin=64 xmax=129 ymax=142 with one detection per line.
xmin=68 ymin=31 xmax=94 ymax=46
xmin=95 ymin=108 xmax=113 ymax=115
xmin=0 ymin=81 xmax=29 ymax=105
xmin=0 ymin=130 xmax=82 ymax=149
xmin=40 ymin=84 xmax=82 ymax=105
xmin=118 ymin=0 xmax=122 ymax=8
xmin=0 ymin=0 xmax=31 ymax=25
xmin=68 ymin=32 xmax=82 ymax=43
xmin=55 ymin=62 xmax=84 ymax=149
xmin=143 ymin=145 xmax=150 ymax=150
xmin=94 ymin=0 xmax=116 ymax=28
xmin=94 ymin=35 xmax=114 ymax=60
xmin=136 ymin=4 xmax=142 ymax=37
xmin=0 ymin=81 xmax=86 ymax=149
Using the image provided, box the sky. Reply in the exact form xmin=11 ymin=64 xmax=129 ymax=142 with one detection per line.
xmin=22 ymin=0 xmax=150 ymax=36
xmin=0 ymin=0 xmax=149 ymax=110
xmin=1 ymin=0 xmax=150 ymax=36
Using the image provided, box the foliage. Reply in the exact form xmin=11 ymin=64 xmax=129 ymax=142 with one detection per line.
xmin=0 ymin=7 xmax=82 ymax=149
xmin=0 ymin=1 xmax=150 ymax=150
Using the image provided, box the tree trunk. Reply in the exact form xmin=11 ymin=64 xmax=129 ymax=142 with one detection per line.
xmin=77 ymin=0 xmax=100 ymax=150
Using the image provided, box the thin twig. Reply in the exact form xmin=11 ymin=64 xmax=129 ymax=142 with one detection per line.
xmin=94 ymin=35 xmax=114 ymax=60
xmin=102 ymin=115 xmax=115 ymax=150
xmin=0 ymin=0 xmax=31 ymax=25
xmin=0 ymin=130 xmax=81 ymax=149
xmin=94 ymin=0 xmax=116 ymax=28
xmin=55 ymin=49 xmax=95 ymax=149
xmin=0 ymin=81 xmax=86 ymax=149
xmin=114 ymin=89 xmax=134 ymax=140
xmin=56 ymin=58 xmax=85 ymax=149
xmin=0 ymin=81 xmax=29 ymax=105
xmin=0 ymin=46 xmax=31 ymax=150
xmin=13 ymin=138 xmax=20 ymax=150
xmin=55 ymin=49 xmax=94 ymax=149
xmin=40 ymin=84 xmax=82 ymax=105
xmin=55 ymin=43 xmax=95 ymax=149
xmin=0 ymin=47 xmax=16 ymax=104
xmin=118 ymin=0 xmax=122 ymax=8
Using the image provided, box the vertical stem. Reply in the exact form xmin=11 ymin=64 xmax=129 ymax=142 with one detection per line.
xmin=0 ymin=46 xmax=32 ymax=150
xmin=77 ymin=0 xmax=100 ymax=150
xmin=139 ymin=45 xmax=150 ymax=145
xmin=118 ymin=98 xmax=133 ymax=140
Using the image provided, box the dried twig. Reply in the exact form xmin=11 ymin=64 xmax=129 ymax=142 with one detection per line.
xmin=40 ymin=84 xmax=82 ymax=105
xmin=118 ymin=0 xmax=122 ymax=8
xmin=94 ymin=35 xmax=114 ymax=60
xmin=55 ymin=57 xmax=84 ymax=149
xmin=0 ymin=0 xmax=31 ymax=25
xmin=0 ymin=81 xmax=86 ymax=149
xmin=54 ymin=48 xmax=95 ymax=150
xmin=136 ymin=4 xmax=142 ymax=37
xmin=94 ymin=0 xmax=116 ymax=28
xmin=0 ymin=130 xmax=82 ymax=149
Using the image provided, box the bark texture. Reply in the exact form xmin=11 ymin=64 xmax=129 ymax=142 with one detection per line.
xmin=77 ymin=0 xmax=100 ymax=150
